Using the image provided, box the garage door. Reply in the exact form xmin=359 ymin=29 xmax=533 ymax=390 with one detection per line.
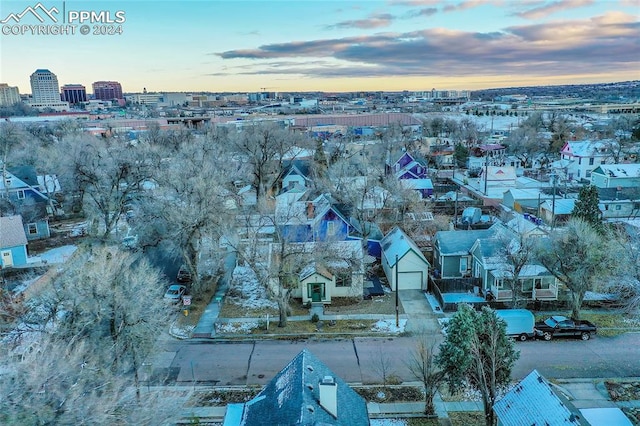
xmin=398 ymin=271 xmax=423 ymax=290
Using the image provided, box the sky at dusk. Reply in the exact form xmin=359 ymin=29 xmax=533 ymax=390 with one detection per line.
xmin=1 ymin=0 xmax=638 ymax=95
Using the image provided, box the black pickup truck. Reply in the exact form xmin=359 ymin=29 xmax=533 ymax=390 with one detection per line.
xmin=534 ymin=316 xmax=597 ymax=341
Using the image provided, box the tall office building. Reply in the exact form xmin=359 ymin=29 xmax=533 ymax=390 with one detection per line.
xmin=61 ymin=84 xmax=87 ymax=104
xmin=30 ymin=69 xmax=61 ymax=103
xmin=92 ymin=81 xmax=123 ymax=100
xmin=0 ymin=83 xmax=20 ymax=106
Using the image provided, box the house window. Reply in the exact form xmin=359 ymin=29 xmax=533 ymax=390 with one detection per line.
xmin=27 ymin=223 xmax=38 ymax=235
xmin=589 ymin=158 xmax=594 ymax=165
xmin=459 ymin=257 xmax=469 ymax=273
xmin=327 ymin=221 xmax=339 ymax=236
xmin=17 ymin=190 xmax=25 ymax=199
xmin=578 ymin=158 xmax=582 ymax=165
xmin=335 ymin=271 xmax=351 ymax=287
xmin=615 ymin=205 xmax=621 ymax=211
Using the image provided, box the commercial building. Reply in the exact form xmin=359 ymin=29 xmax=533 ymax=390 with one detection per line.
xmin=0 ymin=84 xmax=21 ymax=106
xmin=29 ymin=69 xmax=69 ymax=111
xmin=61 ymin=84 xmax=87 ymax=104
xmin=92 ymin=81 xmax=123 ymax=101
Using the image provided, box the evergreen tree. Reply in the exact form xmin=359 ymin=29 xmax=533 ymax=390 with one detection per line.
xmin=573 ymin=185 xmax=602 ymax=227
xmin=437 ymin=304 xmax=519 ymax=426
xmin=454 ymin=143 xmax=469 ymax=168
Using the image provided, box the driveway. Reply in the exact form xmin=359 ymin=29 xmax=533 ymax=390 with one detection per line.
xmin=398 ymin=290 xmax=441 ymax=336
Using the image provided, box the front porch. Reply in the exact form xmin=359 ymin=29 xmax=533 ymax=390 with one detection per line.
xmin=489 ymin=277 xmax=558 ymax=302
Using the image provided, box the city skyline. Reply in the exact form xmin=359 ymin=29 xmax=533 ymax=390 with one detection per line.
xmin=1 ymin=0 xmax=638 ymax=95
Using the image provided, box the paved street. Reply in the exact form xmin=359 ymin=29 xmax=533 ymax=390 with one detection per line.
xmin=156 ymin=332 xmax=640 ymax=386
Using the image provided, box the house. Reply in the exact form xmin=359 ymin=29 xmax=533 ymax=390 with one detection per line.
xmin=504 ymin=214 xmax=548 ymax=239
xmin=539 ymin=198 xmax=576 ymax=225
xmin=387 ymin=152 xmax=428 ymax=179
xmin=433 ymin=228 xmax=498 ymax=279
xmin=480 ymin=166 xmax=517 ymax=188
xmin=560 ymin=140 xmax=615 ymax=181
xmin=493 ymin=369 xmax=589 ymax=426
xmin=590 ymin=163 xmax=640 ymax=189
xmin=381 ymin=227 xmax=430 ymax=291
xmin=4 ymin=167 xmax=55 ymax=240
xmin=597 ymin=187 xmax=640 ymax=220
xmin=400 ymin=178 xmax=434 ymax=199
xmin=470 ymin=231 xmax=558 ymax=302
xmin=0 ymin=215 xmax=29 ymax=268
xmin=280 ymin=160 xmax=312 ymax=192
xmin=224 ymin=349 xmax=369 ymax=426
xmin=268 ymin=240 xmax=365 ymax=304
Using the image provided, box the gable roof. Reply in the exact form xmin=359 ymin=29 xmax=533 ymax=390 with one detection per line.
xmin=562 ymin=140 xmax=614 ymax=157
xmin=239 ymin=349 xmax=369 ymax=426
xmin=494 ymin=369 xmax=589 ymax=426
xmin=434 ymin=227 xmax=498 ymax=256
xmin=592 ymin=163 xmax=640 ymax=178
xmin=0 ymin=215 xmax=28 ymax=248
xmin=299 ymin=263 xmax=333 ymax=281
xmin=381 ymin=226 xmax=428 ymax=266
xmin=540 ymin=198 xmax=576 ymax=215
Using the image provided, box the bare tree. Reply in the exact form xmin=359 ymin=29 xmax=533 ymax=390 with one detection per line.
xmin=406 ymin=335 xmax=444 ymax=415
xmin=536 ymin=219 xmax=614 ymax=319
xmin=605 ymin=224 xmax=640 ymax=314
xmin=229 ymin=123 xmax=306 ymax=204
xmin=496 ymin=226 xmax=536 ymax=308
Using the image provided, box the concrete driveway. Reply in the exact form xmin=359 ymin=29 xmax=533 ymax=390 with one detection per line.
xmin=398 ymin=290 xmax=441 ymax=336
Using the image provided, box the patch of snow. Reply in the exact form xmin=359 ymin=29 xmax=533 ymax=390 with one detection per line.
xmin=170 ymin=322 xmax=195 ymax=339
xmin=227 ymin=266 xmax=277 ymax=310
xmin=29 ymin=245 xmax=77 ymax=264
xmin=215 ymin=322 xmax=259 ymax=333
xmin=370 ymin=419 xmax=407 ymax=426
xmin=371 ymin=319 xmax=407 ymax=333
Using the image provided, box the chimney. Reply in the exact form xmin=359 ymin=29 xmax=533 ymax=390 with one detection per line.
xmin=319 ymin=375 xmax=337 ymax=418
xmin=306 ymin=201 xmax=315 ymax=219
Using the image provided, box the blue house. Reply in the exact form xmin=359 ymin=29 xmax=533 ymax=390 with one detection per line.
xmin=4 ymin=167 xmax=54 ymax=241
xmin=0 ymin=215 xmax=29 ymax=268
xmin=386 ymin=152 xmax=432 ymax=198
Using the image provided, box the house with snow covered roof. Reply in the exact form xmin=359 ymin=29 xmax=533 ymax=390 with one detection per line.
xmin=590 ymin=163 xmax=640 ymax=189
xmin=559 ymin=139 xmax=616 ymax=181
xmin=0 ymin=215 xmax=28 ymax=268
xmin=224 ymin=349 xmax=369 ymax=426
xmin=494 ymin=370 xmax=589 ymax=426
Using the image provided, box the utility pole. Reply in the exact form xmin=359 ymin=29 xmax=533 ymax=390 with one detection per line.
xmin=550 ymin=171 xmax=557 ymax=229
xmin=395 ymin=254 xmax=399 ymax=328
xmin=484 ymin=150 xmax=489 ymax=195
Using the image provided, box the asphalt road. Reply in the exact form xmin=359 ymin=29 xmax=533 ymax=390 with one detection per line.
xmin=160 ymin=332 xmax=640 ymax=386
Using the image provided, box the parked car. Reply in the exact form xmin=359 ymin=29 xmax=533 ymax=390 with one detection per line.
xmin=164 ymin=284 xmax=186 ymax=303
xmin=495 ymin=309 xmax=535 ymax=341
xmin=176 ymin=265 xmax=192 ymax=283
xmin=534 ymin=315 xmax=597 ymax=341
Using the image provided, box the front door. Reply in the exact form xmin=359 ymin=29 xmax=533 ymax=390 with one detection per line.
xmin=1 ymin=250 xmax=13 ymax=268
xmin=308 ymin=283 xmax=324 ymax=302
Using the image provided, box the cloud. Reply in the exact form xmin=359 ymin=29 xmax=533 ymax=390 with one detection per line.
xmin=326 ymin=13 xmax=395 ymax=30
xmin=406 ymin=7 xmax=438 ymax=17
xmin=443 ymin=0 xmax=502 ymax=12
xmin=514 ymin=0 xmax=594 ymax=20
xmin=214 ymin=12 xmax=640 ymax=80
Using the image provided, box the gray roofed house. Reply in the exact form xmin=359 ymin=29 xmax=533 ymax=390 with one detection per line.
xmin=0 ymin=215 xmax=29 ymax=268
xmin=494 ymin=369 xmax=589 ymax=426
xmin=433 ymin=227 xmax=498 ymax=279
xmin=224 ymin=349 xmax=369 ymax=426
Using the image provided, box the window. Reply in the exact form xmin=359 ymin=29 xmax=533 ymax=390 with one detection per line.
xmin=589 ymin=158 xmax=594 ymax=165
xmin=335 ymin=272 xmax=351 ymax=287
xmin=615 ymin=204 xmax=621 ymax=211
xmin=17 ymin=190 xmax=25 ymax=199
xmin=459 ymin=257 xmax=469 ymax=273
xmin=327 ymin=221 xmax=335 ymax=235
xmin=27 ymin=223 xmax=38 ymax=235
xmin=578 ymin=158 xmax=582 ymax=165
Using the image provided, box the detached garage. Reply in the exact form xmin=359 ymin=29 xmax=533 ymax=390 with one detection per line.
xmin=381 ymin=227 xmax=430 ymax=291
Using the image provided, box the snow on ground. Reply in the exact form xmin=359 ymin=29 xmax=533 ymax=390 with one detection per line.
xmin=370 ymin=419 xmax=407 ymax=426
xmin=371 ymin=319 xmax=407 ymax=333
xmin=170 ymin=322 xmax=195 ymax=340
xmin=216 ymin=322 xmax=259 ymax=334
xmin=28 ymin=245 xmax=77 ymax=265
xmin=227 ymin=266 xmax=277 ymax=310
